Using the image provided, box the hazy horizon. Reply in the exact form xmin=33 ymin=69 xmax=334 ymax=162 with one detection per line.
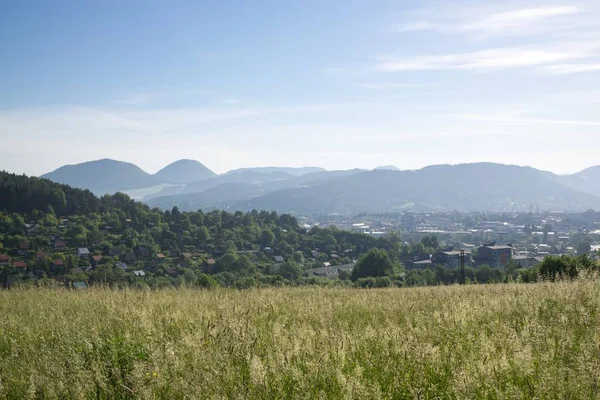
xmin=2 ymin=0 xmax=600 ymax=176
xmin=26 ymin=157 xmax=600 ymax=177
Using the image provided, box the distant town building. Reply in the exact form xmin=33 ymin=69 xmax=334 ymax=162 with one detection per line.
xmin=476 ymin=243 xmax=514 ymax=267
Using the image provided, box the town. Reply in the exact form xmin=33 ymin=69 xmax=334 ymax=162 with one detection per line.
xmin=2 ymin=188 xmax=599 ymax=288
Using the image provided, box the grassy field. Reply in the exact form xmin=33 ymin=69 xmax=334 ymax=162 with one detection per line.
xmin=1 ymin=282 xmax=600 ymax=399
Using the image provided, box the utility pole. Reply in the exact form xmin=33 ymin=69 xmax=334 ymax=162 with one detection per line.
xmin=460 ymin=249 xmax=466 ymax=285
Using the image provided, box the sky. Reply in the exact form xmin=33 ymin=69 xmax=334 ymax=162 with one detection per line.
xmin=1 ymin=0 xmax=600 ymax=176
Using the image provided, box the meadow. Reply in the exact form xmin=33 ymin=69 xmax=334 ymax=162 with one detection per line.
xmin=1 ymin=281 xmax=600 ymax=399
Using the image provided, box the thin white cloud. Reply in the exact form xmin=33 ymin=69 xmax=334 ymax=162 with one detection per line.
xmin=111 ymin=89 xmax=205 ymax=106
xmin=353 ymin=83 xmax=433 ymax=90
xmin=376 ymin=41 xmax=599 ymax=72
xmin=398 ymin=5 xmax=581 ymax=37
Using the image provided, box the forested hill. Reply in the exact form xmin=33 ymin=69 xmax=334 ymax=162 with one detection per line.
xmin=0 ymin=171 xmax=101 ymax=215
xmin=0 ymin=170 xmax=385 ymax=289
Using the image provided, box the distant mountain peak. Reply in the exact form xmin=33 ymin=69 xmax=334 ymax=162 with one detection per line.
xmin=41 ymin=159 xmax=158 ymax=195
xmin=374 ymin=165 xmax=400 ymax=171
xmin=153 ymin=159 xmax=217 ymax=184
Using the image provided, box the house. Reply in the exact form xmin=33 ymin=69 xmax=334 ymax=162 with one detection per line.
xmin=263 ymin=247 xmax=274 ymax=255
xmin=433 ymin=250 xmax=464 ymax=268
xmin=0 ymin=254 xmax=10 ymax=265
xmin=34 ymin=270 xmax=48 ymax=278
xmin=124 ymin=252 xmax=137 ymax=262
xmin=55 ymin=240 xmax=67 ymax=250
xmin=72 ymin=281 xmax=87 ymax=290
xmin=132 ymin=270 xmax=146 ymax=277
xmin=514 ymin=255 xmax=543 ymax=269
xmin=181 ymin=252 xmax=192 ymax=260
xmin=53 ymin=259 xmax=64 ymax=267
xmin=115 ymin=262 xmax=127 ymax=270
xmin=311 ymin=250 xmax=319 ymax=258
xmin=77 ymin=248 xmax=90 ymax=258
xmin=408 ymin=259 xmax=433 ymax=269
xmin=136 ymin=247 xmax=150 ymax=258
xmin=91 ymin=255 xmax=103 ymax=265
xmin=156 ymin=253 xmax=166 ymax=261
xmin=18 ymin=241 xmax=31 ymax=252
xmin=273 ymin=256 xmax=285 ymax=263
xmin=36 ymin=250 xmax=48 ymax=262
xmin=323 ymin=262 xmax=331 ymax=267
xmin=145 ymin=261 xmax=158 ymax=272
xmin=308 ymin=263 xmax=355 ymax=278
xmin=24 ymin=223 xmax=38 ymax=235
xmin=165 ymin=267 xmax=178 ymax=277
xmin=13 ymin=260 xmax=27 ymax=268
xmin=476 ymin=243 xmax=514 ymax=267
xmin=109 ymin=246 xmax=121 ymax=256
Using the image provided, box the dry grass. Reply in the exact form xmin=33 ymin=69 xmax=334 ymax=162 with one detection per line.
xmin=1 ymin=281 xmax=600 ymax=399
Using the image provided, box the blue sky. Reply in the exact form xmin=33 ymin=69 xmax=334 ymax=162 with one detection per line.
xmin=1 ymin=0 xmax=600 ymax=176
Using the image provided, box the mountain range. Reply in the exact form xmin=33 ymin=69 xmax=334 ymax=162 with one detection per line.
xmin=40 ymin=159 xmax=600 ymax=214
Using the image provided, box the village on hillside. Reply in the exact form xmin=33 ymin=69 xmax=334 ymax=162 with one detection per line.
xmin=2 ymin=206 xmax=599 ymax=288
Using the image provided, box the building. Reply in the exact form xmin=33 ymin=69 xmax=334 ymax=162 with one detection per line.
xmin=433 ymin=250 xmax=464 ymax=268
xmin=307 ymin=263 xmax=355 ymax=278
xmin=77 ymin=248 xmax=90 ymax=258
xmin=91 ymin=255 xmax=103 ymax=266
xmin=408 ymin=259 xmax=433 ymax=269
xmin=476 ymin=244 xmax=514 ymax=267
xmin=36 ymin=251 xmax=48 ymax=262
xmin=72 ymin=281 xmax=87 ymax=290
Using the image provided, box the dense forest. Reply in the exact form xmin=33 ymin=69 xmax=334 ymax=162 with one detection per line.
xmin=0 ymin=171 xmax=597 ymax=289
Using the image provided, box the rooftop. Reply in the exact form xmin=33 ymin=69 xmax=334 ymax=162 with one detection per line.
xmin=484 ymin=245 xmax=513 ymax=250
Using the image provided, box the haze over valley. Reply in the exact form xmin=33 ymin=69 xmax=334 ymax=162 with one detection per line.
xmin=39 ymin=158 xmax=600 ymax=214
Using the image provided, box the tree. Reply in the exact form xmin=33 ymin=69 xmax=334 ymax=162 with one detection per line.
xmin=279 ymin=261 xmax=302 ymax=280
xmin=537 ymin=255 xmax=583 ymax=281
xmin=577 ymin=241 xmax=592 ymax=255
xmin=421 ymin=235 xmax=439 ymax=250
xmin=351 ymin=248 xmax=396 ymax=281
xmin=197 ymin=273 xmax=218 ymax=288
xmin=293 ymin=251 xmax=304 ymax=264
xmin=259 ymin=229 xmax=275 ymax=248
xmin=197 ymin=226 xmax=211 ymax=241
